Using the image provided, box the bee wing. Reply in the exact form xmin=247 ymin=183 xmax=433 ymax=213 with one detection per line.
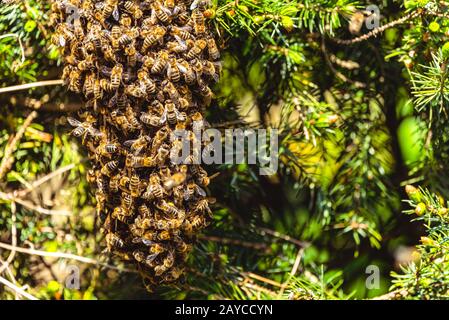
xmin=195 ymin=185 xmax=207 ymax=197
xmin=112 ymin=6 xmax=120 ymax=21
xmin=87 ymin=127 xmax=105 ymax=138
xmin=59 ymin=35 xmax=66 ymax=47
xmin=123 ymin=139 xmax=137 ymax=148
xmin=146 ymin=253 xmax=159 ymax=263
xmin=159 ymin=109 xmax=167 ymax=124
xmin=177 ymin=63 xmax=187 ymax=74
xmin=67 ymin=117 xmax=82 ymax=127
xmin=142 ymin=239 xmax=155 ymax=246
xmin=190 ymin=0 xmax=200 ymax=10
xmin=174 ymin=35 xmax=187 ymax=49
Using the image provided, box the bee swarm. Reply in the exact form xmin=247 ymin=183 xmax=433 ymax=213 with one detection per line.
xmin=50 ymin=0 xmax=219 ymax=289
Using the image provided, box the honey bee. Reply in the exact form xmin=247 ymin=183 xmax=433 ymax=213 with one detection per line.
xmin=130 ymin=173 xmax=144 ymax=197
xmin=93 ymin=78 xmax=103 ymax=101
xmin=126 ymin=154 xmax=156 ymax=168
xmin=171 ymin=26 xmax=193 ymax=40
xmin=141 ymin=111 xmax=162 ymax=127
xmin=124 ymin=135 xmax=151 ymax=155
xmin=163 ymin=172 xmax=186 ymax=190
xmin=121 ymin=192 xmax=133 ymax=209
xmin=109 ymin=175 xmax=120 ymax=192
xmin=124 ymin=0 xmax=143 ymax=19
xmin=105 ymin=232 xmax=125 ymax=251
xmin=202 ymin=60 xmax=220 ymax=82
xmin=151 ymin=126 xmax=169 ymax=151
xmin=184 ymin=182 xmax=207 ymax=200
xmin=112 ymin=206 xmax=132 ymax=223
xmin=138 ymin=204 xmax=152 ymax=218
xmin=175 ymin=240 xmax=191 ymax=253
xmin=157 ymin=199 xmax=183 ymax=217
xmin=143 ymin=174 xmax=165 ymax=199
xmin=185 ymin=39 xmax=207 ymax=59
xmin=152 ymin=0 xmax=171 ymax=23
xmin=190 ymin=0 xmax=211 ymax=10
xmin=191 ymin=9 xmax=206 ymax=35
xmin=125 ymin=84 xmax=146 ymax=98
xmin=83 ymin=74 xmax=96 ymax=98
xmin=133 ymin=250 xmax=146 ymax=262
xmin=101 ymin=160 xmax=119 ymax=177
xmin=197 ymin=77 xmax=213 ymax=105
xmin=167 ymin=58 xmax=181 ymax=82
xmin=118 ymin=33 xmax=133 ymax=48
xmin=101 ymin=0 xmax=119 ymax=21
xmin=130 ymin=223 xmax=145 ymax=237
xmin=196 ymin=168 xmax=210 ymax=187
xmin=119 ymin=175 xmax=130 ymax=190
xmin=206 ymin=36 xmax=220 ymax=60
xmin=156 ymin=143 xmax=170 ymax=164
xmin=162 ymin=79 xmax=181 ymax=101
xmin=193 ymin=198 xmax=213 ymax=216
xmin=160 ymin=101 xmax=184 ymax=125
xmin=68 ymin=69 xmax=82 ymax=93
xmin=110 ymin=64 xmax=123 ymax=90
xmin=111 ymin=110 xmax=132 ymax=133
xmin=154 ymin=264 xmax=168 ymax=276
xmin=167 ymin=35 xmax=189 ymax=53
xmin=177 ymin=60 xmax=196 ymax=84
xmin=67 ymin=117 xmax=104 ymax=142
xmin=142 ymin=26 xmax=166 ymax=52
xmin=164 ymin=267 xmax=183 ymax=282
xmin=120 ymin=13 xmax=133 ymax=27
xmin=150 ymin=50 xmax=169 ymax=74
xmin=125 ymin=45 xmax=137 ymax=67
xmin=137 ymin=70 xmax=157 ymax=95
xmin=86 ymin=169 xmax=97 ymax=184
xmin=96 ymin=141 xmax=120 ymax=158
xmin=125 ymin=106 xmax=142 ymax=130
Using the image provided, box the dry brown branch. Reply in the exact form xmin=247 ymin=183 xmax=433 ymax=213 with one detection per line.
xmin=0 ymin=110 xmax=37 ymax=180
xmin=0 ymin=79 xmax=64 ymax=94
xmin=0 ymin=191 xmax=72 ymax=216
xmin=0 ymin=241 xmax=137 ymax=273
xmin=258 ymin=227 xmax=310 ymax=248
xmin=278 ymin=248 xmax=304 ymax=297
xmin=0 ymin=276 xmax=38 ymax=300
xmin=14 ymin=163 xmax=75 ymax=198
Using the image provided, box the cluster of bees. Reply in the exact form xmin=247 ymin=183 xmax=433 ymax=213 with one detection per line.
xmin=50 ymin=0 xmax=220 ymax=289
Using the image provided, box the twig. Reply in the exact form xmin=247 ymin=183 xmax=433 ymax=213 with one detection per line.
xmin=0 ymin=276 xmax=38 ymax=300
xmin=14 ymin=163 xmax=75 ymax=198
xmin=257 ymin=227 xmax=310 ymax=248
xmin=0 ymin=241 xmax=137 ymax=273
xmin=0 ymin=33 xmax=25 ymax=66
xmin=278 ymin=248 xmax=304 ymax=297
xmin=332 ymin=11 xmax=421 ymax=45
xmin=0 ymin=111 xmax=37 ymax=180
xmin=0 ymin=191 xmax=72 ymax=216
xmin=245 ymin=272 xmax=283 ymax=288
xmin=0 ymin=79 xmax=64 ymax=94
xmin=321 ymin=37 xmax=366 ymax=88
